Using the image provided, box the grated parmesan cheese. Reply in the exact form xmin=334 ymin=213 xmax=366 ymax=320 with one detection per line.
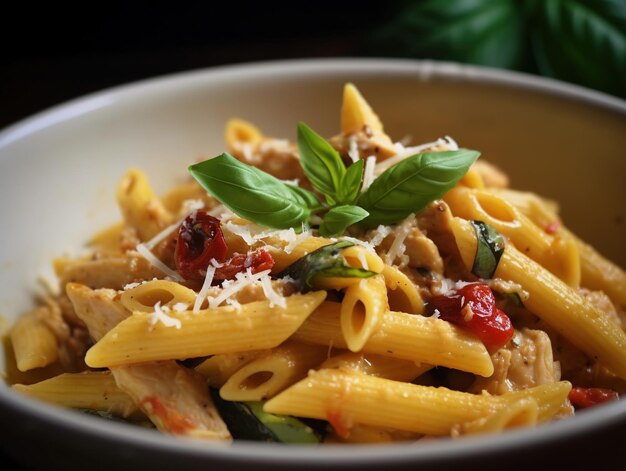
xmin=207 ymin=268 xmax=285 ymax=309
xmin=347 ymin=136 xmax=360 ymax=163
xmin=148 ymin=301 xmax=182 ymax=331
xmin=367 ymin=224 xmax=392 ymax=247
xmin=135 ymin=243 xmax=184 ymax=282
xmin=374 ymin=137 xmax=460 ymax=176
xmin=193 ymin=264 xmax=216 ymax=312
xmin=361 ymin=155 xmax=377 ymax=191
xmin=384 ymin=214 xmax=416 ymax=267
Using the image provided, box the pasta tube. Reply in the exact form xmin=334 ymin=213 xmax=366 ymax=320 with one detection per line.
xmin=85 ymin=291 xmax=327 ymax=368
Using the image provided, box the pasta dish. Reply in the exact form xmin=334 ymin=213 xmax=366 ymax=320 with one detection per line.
xmin=7 ymin=84 xmax=625 ymax=444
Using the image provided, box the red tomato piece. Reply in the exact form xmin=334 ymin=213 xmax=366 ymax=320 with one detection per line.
xmin=429 ymin=283 xmax=514 ymax=348
xmin=568 ymin=387 xmax=619 ymax=409
xmin=140 ymin=396 xmax=195 ymax=434
xmin=175 ymin=210 xmax=228 ymax=280
xmin=214 ymin=248 xmax=275 ymax=281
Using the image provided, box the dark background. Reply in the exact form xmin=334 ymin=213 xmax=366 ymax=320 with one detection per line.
xmin=1 ymin=2 xmax=390 ymax=131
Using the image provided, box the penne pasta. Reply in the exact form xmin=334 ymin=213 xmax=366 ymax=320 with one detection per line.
xmin=450 ymin=217 xmax=626 ymax=379
xmin=219 ymin=341 xmax=327 ymax=401
xmin=293 ymin=301 xmax=494 ymax=377
xmin=84 ymin=292 xmax=327 ymax=368
xmin=264 ymin=369 xmax=571 ymax=436
xmin=13 ymin=371 xmax=137 ymax=418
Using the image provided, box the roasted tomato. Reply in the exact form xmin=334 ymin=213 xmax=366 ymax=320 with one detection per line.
xmin=428 ymin=283 xmax=514 ymax=348
xmin=568 ymin=387 xmax=619 ymax=409
xmin=214 ymin=248 xmax=275 ymax=281
xmin=175 ymin=210 xmax=228 ymax=280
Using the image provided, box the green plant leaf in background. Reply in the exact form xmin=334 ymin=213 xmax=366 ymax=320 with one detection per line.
xmin=369 ymin=0 xmax=532 ymax=71
xmin=528 ymin=0 xmax=626 ymax=98
xmin=367 ymin=0 xmax=626 ymax=98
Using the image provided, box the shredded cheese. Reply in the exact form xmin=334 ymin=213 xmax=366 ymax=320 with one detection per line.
xmin=148 ymin=301 xmax=182 ymax=331
xmin=361 ymin=155 xmax=377 ymax=191
xmin=368 ymin=225 xmax=392 ymax=247
xmin=374 ymin=137 xmax=459 ymax=176
xmin=347 ymin=136 xmax=360 ymax=163
xmin=135 ymin=244 xmax=184 ymax=282
xmin=384 ymin=214 xmax=416 ymax=267
xmin=207 ymin=268 xmax=285 ymax=309
xmin=193 ymin=264 xmax=216 ymax=312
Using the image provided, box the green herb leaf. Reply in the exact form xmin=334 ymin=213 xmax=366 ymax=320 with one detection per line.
xmin=357 ymin=150 xmax=480 ymax=227
xmin=368 ymin=0 xmax=532 ymax=71
xmin=246 ymin=402 xmax=319 ymax=444
xmin=297 ymin=122 xmax=346 ymax=205
xmin=277 ymin=240 xmax=376 ymax=292
xmin=188 ymin=153 xmax=320 ymax=230
xmin=471 ymin=220 xmax=505 ymax=279
xmin=318 ymin=205 xmax=369 ymax=237
xmin=529 ymin=0 xmax=626 ymax=98
xmin=338 ymin=159 xmax=365 ymax=205
xmin=210 ymin=389 xmax=319 ymax=443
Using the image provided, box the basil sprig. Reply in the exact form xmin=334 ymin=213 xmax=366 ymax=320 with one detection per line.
xmin=318 ymin=205 xmax=369 ymax=237
xmin=189 ymin=123 xmax=479 ymax=234
xmin=277 ymin=241 xmax=376 ymax=292
xmin=471 ymin=220 xmax=505 ymax=279
xmin=358 ymin=150 xmax=479 ymax=227
xmin=189 ymin=153 xmax=321 ymax=230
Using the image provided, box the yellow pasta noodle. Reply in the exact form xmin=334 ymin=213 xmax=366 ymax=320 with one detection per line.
xmin=120 ymin=279 xmax=197 ymax=312
xmin=13 ymin=371 xmax=137 ymax=418
xmin=85 ymin=291 xmax=326 ymax=368
xmin=219 ymin=341 xmax=327 ymax=401
xmin=450 ymin=217 xmax=626 ymax=379
xmin=264 ymin=369 xmax=571 ymax=436
xmin=293 ymin=301 xmax=494 ymax=377
xmin=10 ymin=310 xmax=58 ymax=372
xmin=116 ymin=168 xmax=173 ymax=241
xmin=319 ymin=351 xmax=431 ymax=383
xmin=340 ymin=275 xmax=388 ymax=352
xmin=381 ymin=265 xmax=424 ymax=314
xmin=445 ymin=186 xmax=581 ymax=287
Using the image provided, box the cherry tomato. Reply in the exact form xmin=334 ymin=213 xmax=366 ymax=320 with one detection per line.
xmin=568 ymin=387 xmax=619 ymax=409
xmin=175 ymin=210 xmax=228 ymax=280
xmin=428 ymin=283 xmax=514 ymax=348
xmin=214 ymin=248 xmax=275 ymax=281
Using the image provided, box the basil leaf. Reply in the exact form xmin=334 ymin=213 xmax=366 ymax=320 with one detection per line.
xmin=246 ymin=402 xmax=319 ymax=444
xmin=357 ymin=150 xmax=480 ymax=227
xmin=277 ymin=240 xmax=375 ymax=292
xmin=471 ymin=220 xmax=505 ymax=279
xmin=369 ymin=0 xmax=532 ymax=71
xmin=318 ymin=205 xmax=369 ymax=237
xmin=338 ymin=159 xmax=364 ymax=205
xmin=188 ymin=153 xmax=319 ymax=230
xmin=297 ymin=122 xmax=346 ymax=205
xmin=283 ymin=183 xmax=323 ymax=212
xmin=529 ymin=0 xmax=626 ymax=98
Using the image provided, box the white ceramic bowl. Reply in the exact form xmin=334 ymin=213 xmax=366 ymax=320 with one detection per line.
xmin=0 ymin=59 xmax=624 ymax=470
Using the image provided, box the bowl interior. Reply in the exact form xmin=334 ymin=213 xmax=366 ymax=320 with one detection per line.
xmin=0 ymin=59 xmax=624 ymax=466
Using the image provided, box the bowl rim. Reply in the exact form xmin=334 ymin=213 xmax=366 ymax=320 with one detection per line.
xmin=1 ymin=57 xmax=624 ymax=147
xmin=1 ymin=57 xmax=624 ymax=465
